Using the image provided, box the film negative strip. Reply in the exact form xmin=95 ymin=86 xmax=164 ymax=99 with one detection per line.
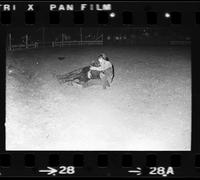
xmin=0 ymin=0 xmax=200 ymax=178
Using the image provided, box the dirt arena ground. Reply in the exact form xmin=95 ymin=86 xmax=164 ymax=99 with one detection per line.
xmin=6 ymin=45 xmax=191 ymax=150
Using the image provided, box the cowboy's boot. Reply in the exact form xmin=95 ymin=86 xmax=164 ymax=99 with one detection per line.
xmin=102 ymin=80 xmax=110 ymax=89
xmin=106 ymin=80 xmax=110 ymax=87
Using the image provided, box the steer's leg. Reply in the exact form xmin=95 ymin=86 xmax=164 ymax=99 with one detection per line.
xmin=82 ymin=82 xmax=89 ymax=88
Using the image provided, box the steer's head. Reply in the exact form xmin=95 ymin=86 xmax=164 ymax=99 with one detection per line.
xmin=90 ymin=60 xmax=100 ymax=67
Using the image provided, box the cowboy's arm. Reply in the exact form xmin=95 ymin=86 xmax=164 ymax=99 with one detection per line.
xmin=90 ymin=62 xmax=112 ymax=71
xmin=90 ymin=66 xmax=104 ymax=71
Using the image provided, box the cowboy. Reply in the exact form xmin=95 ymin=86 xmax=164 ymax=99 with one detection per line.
xmin=89 ymin=53 xmax=114 ymax=89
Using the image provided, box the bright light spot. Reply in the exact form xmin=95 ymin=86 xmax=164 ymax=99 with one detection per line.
xmin=8 ymin=69 xmax=13 ymax=74
xmin=165 ymin=12 xmax=171 ymax=18
xmin=109 ymin=12 xmax=116 ymax=18
xmin=107 ymin=36 xmax=111 ymax=40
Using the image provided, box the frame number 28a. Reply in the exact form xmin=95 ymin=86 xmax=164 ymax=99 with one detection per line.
xmin=149 ymin=167 xmax=175 ymax=177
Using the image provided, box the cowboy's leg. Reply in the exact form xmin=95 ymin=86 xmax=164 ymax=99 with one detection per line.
xmin=104 ymin=68 xmax=113 ymax=85
xmin=100 ymin=72 xmax=110 ymax=89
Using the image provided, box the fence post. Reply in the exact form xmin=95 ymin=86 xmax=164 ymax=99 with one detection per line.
xmin=8 ymin=33 xmax=12 ymax=51
xmin=61 ymin=33 xmax=64 ymax=47
xmin=80 ymin=27 xmax=83 ymax=46
xmin=25 ymin=34 xmax=28 ymax=49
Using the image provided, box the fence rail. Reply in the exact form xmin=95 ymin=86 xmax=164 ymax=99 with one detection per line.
xmin=8 ymin=40 xmax=104 ymax=51
xmin=52 ymin=40 xmax=103 ymax=47
xmin=169 ymin=40 xmax=191 ymax=46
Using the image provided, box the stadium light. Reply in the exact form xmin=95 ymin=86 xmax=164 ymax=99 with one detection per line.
xmin=109 ymin=12 xmax=116 ymax=18
xmin=107 ymin=36 xmax=111 ymax=40
xmin=165 ymin=12 xmax=171 ymax=18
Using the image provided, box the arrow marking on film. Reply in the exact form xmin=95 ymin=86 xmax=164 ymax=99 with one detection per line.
xmin=128 ymin=167 xmax=142 ymax=175
xmin=39 ymin=166 xmax=58 ymax=175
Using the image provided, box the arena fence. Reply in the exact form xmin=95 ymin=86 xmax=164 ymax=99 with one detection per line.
xmin=8 ymin=40 xmax=104 ymax=51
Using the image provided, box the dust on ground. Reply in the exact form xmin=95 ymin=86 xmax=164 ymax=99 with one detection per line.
xmin=6 ymin=46 xmax=191 ymax=150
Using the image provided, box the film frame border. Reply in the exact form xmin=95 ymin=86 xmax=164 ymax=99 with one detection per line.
xmin=0 ymin=1 xmax=199 ymax=177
